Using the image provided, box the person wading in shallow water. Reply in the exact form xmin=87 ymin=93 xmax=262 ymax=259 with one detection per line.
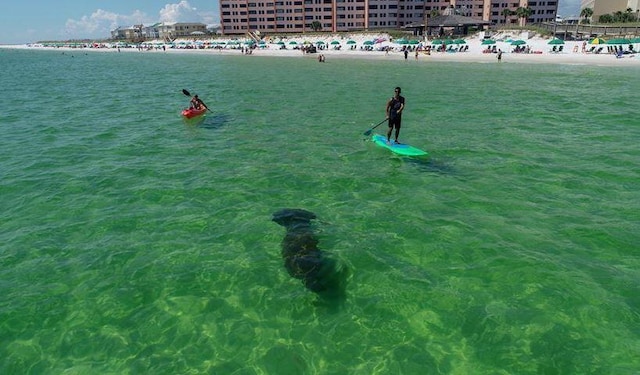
xmin=385 ymin=87 xmax=405 ymax=144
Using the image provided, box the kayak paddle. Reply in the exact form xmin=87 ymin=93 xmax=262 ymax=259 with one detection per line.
xmin=363 ymin=118 xmax=388 ymax=136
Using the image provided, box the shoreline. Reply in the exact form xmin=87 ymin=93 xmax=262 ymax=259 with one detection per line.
xmin=2 ymin=32 xmax=639 ymax=67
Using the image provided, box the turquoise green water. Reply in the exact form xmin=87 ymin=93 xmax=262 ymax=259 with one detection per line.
xmin=1 ymin=48 xmax=639 ymax=374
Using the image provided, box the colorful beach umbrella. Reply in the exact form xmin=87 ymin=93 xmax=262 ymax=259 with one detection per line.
xmin=589 ymin=37 xmax=606 ymax=44
xmin=547 ymin=38 xmax=564 ymax=45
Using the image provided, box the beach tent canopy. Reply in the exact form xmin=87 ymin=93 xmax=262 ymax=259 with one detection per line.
xmin=606 ymin=38 xmax=631 ymax=45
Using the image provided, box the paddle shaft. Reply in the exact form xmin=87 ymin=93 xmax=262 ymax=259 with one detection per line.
xmin=363 ymin=118 xmax=388 ymax=136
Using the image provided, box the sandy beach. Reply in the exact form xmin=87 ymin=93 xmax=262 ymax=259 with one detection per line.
xmin=3 ymin=31 xmax=639 ymax=67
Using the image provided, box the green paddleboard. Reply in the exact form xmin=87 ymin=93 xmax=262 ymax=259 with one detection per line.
xmin=372 ymin=134 xmax=428 ymax=157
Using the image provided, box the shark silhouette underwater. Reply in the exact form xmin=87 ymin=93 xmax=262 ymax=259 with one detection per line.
xmin=272 ymin=208 xmax=348 ymax=298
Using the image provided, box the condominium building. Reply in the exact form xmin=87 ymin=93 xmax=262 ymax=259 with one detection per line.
xmin=156 ymin=22 xmax=208 ymax=39
xmin=219 ymin=0 xmax=558 ymax=35
xmin=581 ymin=0 xmax=640 ymax=20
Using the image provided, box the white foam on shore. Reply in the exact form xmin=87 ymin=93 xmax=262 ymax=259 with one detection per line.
xmin=2 ymin=31 xmax=638 ymax=67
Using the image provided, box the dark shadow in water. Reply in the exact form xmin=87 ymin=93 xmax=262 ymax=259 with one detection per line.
xmin=402 ymin=155 xmax=457 ymax=175
xmin=200 ymin=113 xmax=232 ymax=130
xmin=271 ymin=208 xmax=349 ymax=307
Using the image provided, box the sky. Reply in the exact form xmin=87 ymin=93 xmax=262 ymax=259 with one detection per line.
xmin=0 ymin=0 xmax=581 ymax=45
xmin=558 ymin=0 xmax=582 ymax=18
xmin=0 ymin=1 xmax=220 ymax=44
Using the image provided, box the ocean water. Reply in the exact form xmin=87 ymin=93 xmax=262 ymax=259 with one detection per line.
xmin=1 ymin=48 xmax=639 ymax=374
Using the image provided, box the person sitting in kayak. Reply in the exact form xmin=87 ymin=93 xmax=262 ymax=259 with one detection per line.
xmin=190 ymin=95 xmax=208 ymax=111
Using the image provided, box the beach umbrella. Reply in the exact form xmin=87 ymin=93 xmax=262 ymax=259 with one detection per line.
xmin=330 ymin=40 xmax=340 ymax=45
xmin=315 ymin=41 xmax=325 ymax=45
xmin=363 ymin=41 xmax=374 ymax=45
xmin=431 ymin=39 xmax=444 ymax=45
xmin=276 ymin=41 xmax=285 ymax=45
xmin=547 ymin=38 xmax=564 ymax=45
xmin=408 ymin=40 xmax=420 ymax=45
xmin=346 ymin=40 xmax=356 ymax=45
xmin=511 ymin=40 xmax=526 ymax=46
xmin=606 ymin=38 xmax=631 ymax=45
xmin=481 ymin=39 xmax=496 ymax=45
xmin=288 ymin=41 xmax=298 ymax=45
xmin=589 ymin=37 xmax=606 ymax=44
xmin=396 ymin=38 xmax=409 ymax=44
xmin=453 ymin=39 xmax=466 ymax=45
xmin=630 ymin=37 xmax=640 ymax=43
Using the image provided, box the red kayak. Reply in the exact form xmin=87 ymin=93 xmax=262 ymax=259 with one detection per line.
xmin=181 ymin=107 xmax=207 ymax=119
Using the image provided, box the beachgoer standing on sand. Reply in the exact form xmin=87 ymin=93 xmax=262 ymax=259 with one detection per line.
xmin=386 ymin=87 xmax=405 ymax=144
xmin=497 ymin=49 xmax=503 ymax=62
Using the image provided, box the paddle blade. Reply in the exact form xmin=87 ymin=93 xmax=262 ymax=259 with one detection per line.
xmin=182 ymin=89 xmax=191 ymax=96
xmin=363 ymin=129 xmax=372 ymax=136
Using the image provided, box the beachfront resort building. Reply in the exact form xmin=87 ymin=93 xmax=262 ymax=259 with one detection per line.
xmin=156 ymin=22 xmax=208 ymax=39
xmin=581 ymin=0 xmax=640 ymax=21
xmin=111 ymin=25 xmax=159 ymax=41
xmin=219 ymin=0 xmax=558 ymax=35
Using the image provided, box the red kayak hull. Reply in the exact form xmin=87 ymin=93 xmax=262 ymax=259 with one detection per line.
xmin=181 ymin=108 xmax=207 ymax=119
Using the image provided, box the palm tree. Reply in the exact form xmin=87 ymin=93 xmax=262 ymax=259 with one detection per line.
xmin=501 ymin=9 xmax=513 ymax=25
xmin=310 ymin=21 xmax=322 ymax=32
xmin=515 ymin=7 xmax=533 ymax=27
xmin=580 ymin=7 xmax=593 ymax=25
